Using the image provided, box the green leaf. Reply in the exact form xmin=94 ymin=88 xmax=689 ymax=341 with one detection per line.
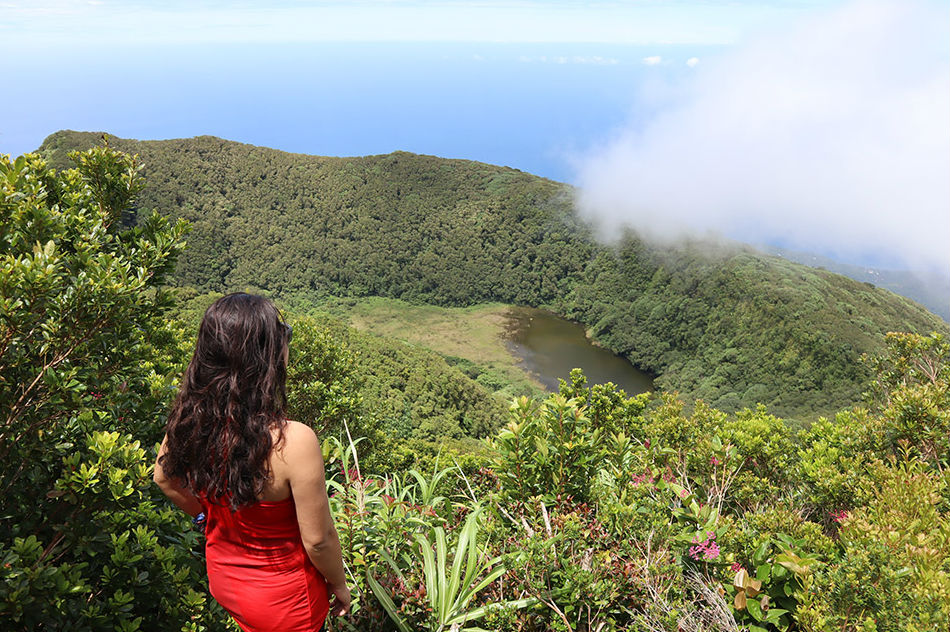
xmin=366 ymin=573 xmax=411 ymax=632
xmin=450 ymin=597 xmax=539 ymax=628
xmin=772 ymin=563 xmax=789 ymax=581
xmin=747 ymin=598 xmax=764 ymax=621
xmin=448 ymin=510 xmax=478 ymax=617
xmin=415 ymin=533 xmax=437 ymax=613
xmin=434 ymin=527 xmax=448 ymax=622
xmin=766 ymin=608 xmax=789 ymax=623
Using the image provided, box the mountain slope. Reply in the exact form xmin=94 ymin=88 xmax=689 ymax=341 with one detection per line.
xmin=762 ymin=245 xmax=950 ymax=323
xmin=38 ymin=131 xmax=949 ymax=418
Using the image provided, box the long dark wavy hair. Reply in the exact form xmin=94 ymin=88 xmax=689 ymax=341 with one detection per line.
xmin=160 ymin=293 xmax=291 ymax=509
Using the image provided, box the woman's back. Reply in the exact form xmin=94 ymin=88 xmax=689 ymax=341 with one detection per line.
xmin=154 ymin=293 xmax=349 ymax=631
xmin=201 ymin=420 xmax=333 ymax=631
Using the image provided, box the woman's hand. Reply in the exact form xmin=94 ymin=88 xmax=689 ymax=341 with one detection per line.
xmin=328 ymin=582 xmax=351 ymax=616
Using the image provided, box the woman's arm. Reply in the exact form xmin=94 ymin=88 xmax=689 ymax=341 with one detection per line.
xmin=280 ymin=421 xmax=351 ymax=615
xmin=153 ymin=434 xmax=203 ymax=518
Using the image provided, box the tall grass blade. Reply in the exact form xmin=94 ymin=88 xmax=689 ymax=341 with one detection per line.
xmin=416 ymin=532 xmax=438 ymax=615
xmin=448 ymin=509 xmax=479 ymax=614
xmin=366 ymin=572 xmax=411 ymax=632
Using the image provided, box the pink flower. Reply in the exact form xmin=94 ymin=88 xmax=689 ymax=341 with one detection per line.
xmin=730 ymin=562 xmax=743 ymax=572
xmin=710 ymin=456 xmax=720 ymax=466
xmin=830 ymin=509 xmax=848 ymax=524
xmin=688 ymin=535 xmax=721 ymax=562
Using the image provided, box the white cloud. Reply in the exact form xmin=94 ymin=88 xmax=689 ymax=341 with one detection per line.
xmin=686 ymin=56 xmax=700 ymax=67
xmin=642 ymin=55 xmax=662 ymax=65
xmin=575 ymin=0 xmax=950 ymax=274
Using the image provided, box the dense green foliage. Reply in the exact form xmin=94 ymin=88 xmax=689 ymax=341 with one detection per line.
xmin=566 ymin=246 xmax=936 ymax=415
xmin=38 ymin=131 xmax=948 ymax=417
xmin=40 ymin=132 xmax=590 ymax=305
xmin=4 ymin=145 xmax=949 ymax=631
xmin=310 ymin=315 xmax=508 ymax=443
xmin=331 ymin=332 xmax=950 ymax=632
xmin=766 ymin=245 xmax=950 ymax=323
xmin=0 ymin=149 xmax=229 ymax=629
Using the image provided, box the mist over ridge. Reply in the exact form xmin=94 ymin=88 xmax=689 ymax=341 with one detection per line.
xmin=574 ymin=0 xmax=950 ymax=278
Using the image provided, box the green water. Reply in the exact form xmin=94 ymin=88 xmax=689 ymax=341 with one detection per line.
xmin=504 ymin=307 xmax=654 ymax=395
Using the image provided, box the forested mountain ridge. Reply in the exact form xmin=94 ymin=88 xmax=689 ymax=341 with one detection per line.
xmin=41 ymin=131 xmax=588 ymax=303
xmin=38 ymin=130 xmax=949 ymax=417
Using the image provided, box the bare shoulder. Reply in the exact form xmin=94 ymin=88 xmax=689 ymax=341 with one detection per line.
xmin=278 ymin=420 xmax=321 ymax=458
xmin=283 ymin=419 xmax=316 ymax=439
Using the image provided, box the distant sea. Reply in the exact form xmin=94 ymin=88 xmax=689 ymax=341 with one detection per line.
xmin=5 ymin=41 xmax=719 ymax=184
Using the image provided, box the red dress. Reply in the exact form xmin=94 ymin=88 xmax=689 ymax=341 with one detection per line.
xmin=202 ymin=495 xmax=329 ymax=631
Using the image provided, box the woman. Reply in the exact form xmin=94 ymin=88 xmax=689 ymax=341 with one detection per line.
xmin=154 ymin=293 xmax=350 ymax=631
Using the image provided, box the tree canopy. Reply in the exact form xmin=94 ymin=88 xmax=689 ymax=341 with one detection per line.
xmin=39 ymin=131 xmax=949 ymax=418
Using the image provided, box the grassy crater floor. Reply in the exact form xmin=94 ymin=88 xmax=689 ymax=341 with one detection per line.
xmin=303 ymin=295 xmax=547 ymax=394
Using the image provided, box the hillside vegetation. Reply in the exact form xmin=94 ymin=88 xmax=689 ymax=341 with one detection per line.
xmin=4 ymin=146 xmax=949 ymax=632
xmin=39 ymin=131 xmax=948 ymax=417
xmin=765 ymin=245 xmax=950 ymax=323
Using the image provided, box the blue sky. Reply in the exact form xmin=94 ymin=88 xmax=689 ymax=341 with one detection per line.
xmin=2 ymin=1 xmax=821 ymax=46
xmin=3 ymin=1 xmax=948 ymax=273
xmin=2 ymin=0 xmax=827 ymax=179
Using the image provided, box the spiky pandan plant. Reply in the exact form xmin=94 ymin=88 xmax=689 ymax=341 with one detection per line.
xmin=369 ymin=508 xmax=535 ymax=632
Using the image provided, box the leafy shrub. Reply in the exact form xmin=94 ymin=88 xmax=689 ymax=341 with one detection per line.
xmin=0 ymin=148 xmax=229 ymax=629
xmin=492 ymin=394 xmax=607 ymax=505
xmin=798 ymin=457 xmax=950 ymax=631
xmin=864 ymin=332 xmax=949 ymax=466
xmin=496 ymin=501 xmax=653 ymax=632
xmin=794 ymin=409 xmax=878 ymax=519
xmin=286 ymin=315 xmax=368 ymax=442
xmin=720 ymin=406 xmax=796 ymax=509
xmin=717 ymin=507 xmax=828 ymax=631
